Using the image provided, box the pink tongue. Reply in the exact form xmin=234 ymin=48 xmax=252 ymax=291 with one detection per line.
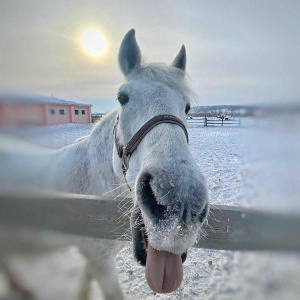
xmin=145 ymin=245 xmax=183 ymax=293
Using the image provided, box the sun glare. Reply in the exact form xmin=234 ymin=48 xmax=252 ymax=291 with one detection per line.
xmin=80 ymin=28 xmax=107 ymax=57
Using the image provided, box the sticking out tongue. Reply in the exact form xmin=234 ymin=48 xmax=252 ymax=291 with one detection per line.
xmin=145 ymin=244 xmax=183 ymax=293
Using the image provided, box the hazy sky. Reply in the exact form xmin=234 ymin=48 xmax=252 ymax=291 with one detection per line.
xmin=0 ymin=0 xmax=299 ymax=112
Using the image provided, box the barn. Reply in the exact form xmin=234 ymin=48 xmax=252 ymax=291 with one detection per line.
xmin=0 ymin=93 xmax=92 ymax=127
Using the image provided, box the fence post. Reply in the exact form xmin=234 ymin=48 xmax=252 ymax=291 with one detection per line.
xmin=221 ymin=118 xmax=224 ymax=126
xmin=204 ymin=113 xmax=207 ymax=127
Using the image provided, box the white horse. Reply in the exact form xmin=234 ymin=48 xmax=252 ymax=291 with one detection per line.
xmin=0 ymin=29 xmax=209 ymax=299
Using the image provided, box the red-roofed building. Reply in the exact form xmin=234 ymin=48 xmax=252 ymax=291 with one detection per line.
xmin=0 ymin=93 xmax=92 ymax=127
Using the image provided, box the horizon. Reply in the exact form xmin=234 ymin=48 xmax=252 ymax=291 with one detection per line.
xmin=2 ymin=90 xmax=300 ymax=114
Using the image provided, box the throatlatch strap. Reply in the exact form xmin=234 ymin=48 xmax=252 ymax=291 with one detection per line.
xmin=113 ymin=115 xmax=124 ymax=159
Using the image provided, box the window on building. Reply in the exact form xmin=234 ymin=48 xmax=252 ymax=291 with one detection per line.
xmin=59 ymin=109 xmax=65 ymax=115
xmin=75 ymin=109 xmax=79 ymax=115
xmin=50 ymin=108 xmax=55 ymax=115
xmin=81 ymin=109 xmax=86 ymax=115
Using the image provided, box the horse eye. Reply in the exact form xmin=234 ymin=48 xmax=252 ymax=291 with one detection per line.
xmin=117 ymin=92 xmax=129 ymax=105
xmin=185 ymin=104 xmax=191 ymax=114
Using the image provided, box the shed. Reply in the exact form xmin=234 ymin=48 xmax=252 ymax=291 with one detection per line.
xmin=0 ymin=93 xmax=92 ymax=127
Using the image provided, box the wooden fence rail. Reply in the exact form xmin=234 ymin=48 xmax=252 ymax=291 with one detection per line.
xmin=1 ymin=189 xmax=300 ymax=252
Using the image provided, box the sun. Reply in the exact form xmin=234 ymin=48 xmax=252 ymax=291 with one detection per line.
xmin=80 ymin=28 xmax=107 ymax=57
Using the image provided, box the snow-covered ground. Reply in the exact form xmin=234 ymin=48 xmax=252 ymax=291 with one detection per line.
xmin=1 ymin=115 xmax=300 ymax=299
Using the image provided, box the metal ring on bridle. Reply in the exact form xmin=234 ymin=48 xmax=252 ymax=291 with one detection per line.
xmin=114 ymin=114 xmax=189 ymax=176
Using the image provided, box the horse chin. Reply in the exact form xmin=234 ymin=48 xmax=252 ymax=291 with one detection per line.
xmin=131 ymin=208 xmax=190 ymax=293
xmin=130 ymin=208 xmax=187 ymax=266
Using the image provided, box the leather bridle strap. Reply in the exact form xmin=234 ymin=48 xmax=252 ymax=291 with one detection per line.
xmin=114 ymin=114 xmax=189 ymax=175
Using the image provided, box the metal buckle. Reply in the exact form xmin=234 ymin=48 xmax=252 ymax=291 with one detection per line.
xmin=122 ymin=147 xmax=131 ymax=172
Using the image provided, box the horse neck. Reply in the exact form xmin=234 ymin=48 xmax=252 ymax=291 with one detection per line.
xmin=86 ymin=109 xmax=126 ymax=196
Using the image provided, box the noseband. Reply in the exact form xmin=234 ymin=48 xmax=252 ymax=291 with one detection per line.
xmin=114 ymin=114 xmax=189 ymax=176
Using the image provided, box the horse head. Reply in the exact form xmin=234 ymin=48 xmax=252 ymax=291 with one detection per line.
xmin=113 ymin=29 xmax=209 ymax=293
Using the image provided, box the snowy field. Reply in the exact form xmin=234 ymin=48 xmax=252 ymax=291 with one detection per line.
xmin=1 ymin=115 xmax=300 ymax=299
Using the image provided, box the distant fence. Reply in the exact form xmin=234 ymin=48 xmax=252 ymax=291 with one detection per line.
xmin=92 ymin=114 xmax=106 ymax=123
xmin=1 ymin=189 xmax=300 ymax=252
xmin=187 ymin=117 xmax=241 ymax=127
xmin=92 ymin=115 xmax=241 ymax=126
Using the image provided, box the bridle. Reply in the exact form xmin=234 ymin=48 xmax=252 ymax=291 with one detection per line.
xmin=113 ymin=114 xmax=189 ymax=177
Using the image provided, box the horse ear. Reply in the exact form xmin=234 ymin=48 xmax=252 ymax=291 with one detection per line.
xmin=172 ymin=45 xmax=186 ymax=71
xmin=118 ymin=29 xmax=141 ymax=76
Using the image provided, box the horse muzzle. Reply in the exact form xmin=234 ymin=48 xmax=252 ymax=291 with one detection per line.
xmin=131 ymin=166 xmax=209 ymax=293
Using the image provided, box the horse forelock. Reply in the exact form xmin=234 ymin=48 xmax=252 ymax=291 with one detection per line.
xmin=127 ymin=63 xmax=196 ymax=104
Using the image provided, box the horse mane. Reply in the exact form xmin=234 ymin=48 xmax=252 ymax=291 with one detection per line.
xmin=128 ymin=63 xmax=196 ymax=104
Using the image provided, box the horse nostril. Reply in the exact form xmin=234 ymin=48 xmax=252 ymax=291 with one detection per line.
xmin=199 ymin=203 xmax=209 ymax=223
xmin=139 ymin=172 xmax=167 ymax=222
